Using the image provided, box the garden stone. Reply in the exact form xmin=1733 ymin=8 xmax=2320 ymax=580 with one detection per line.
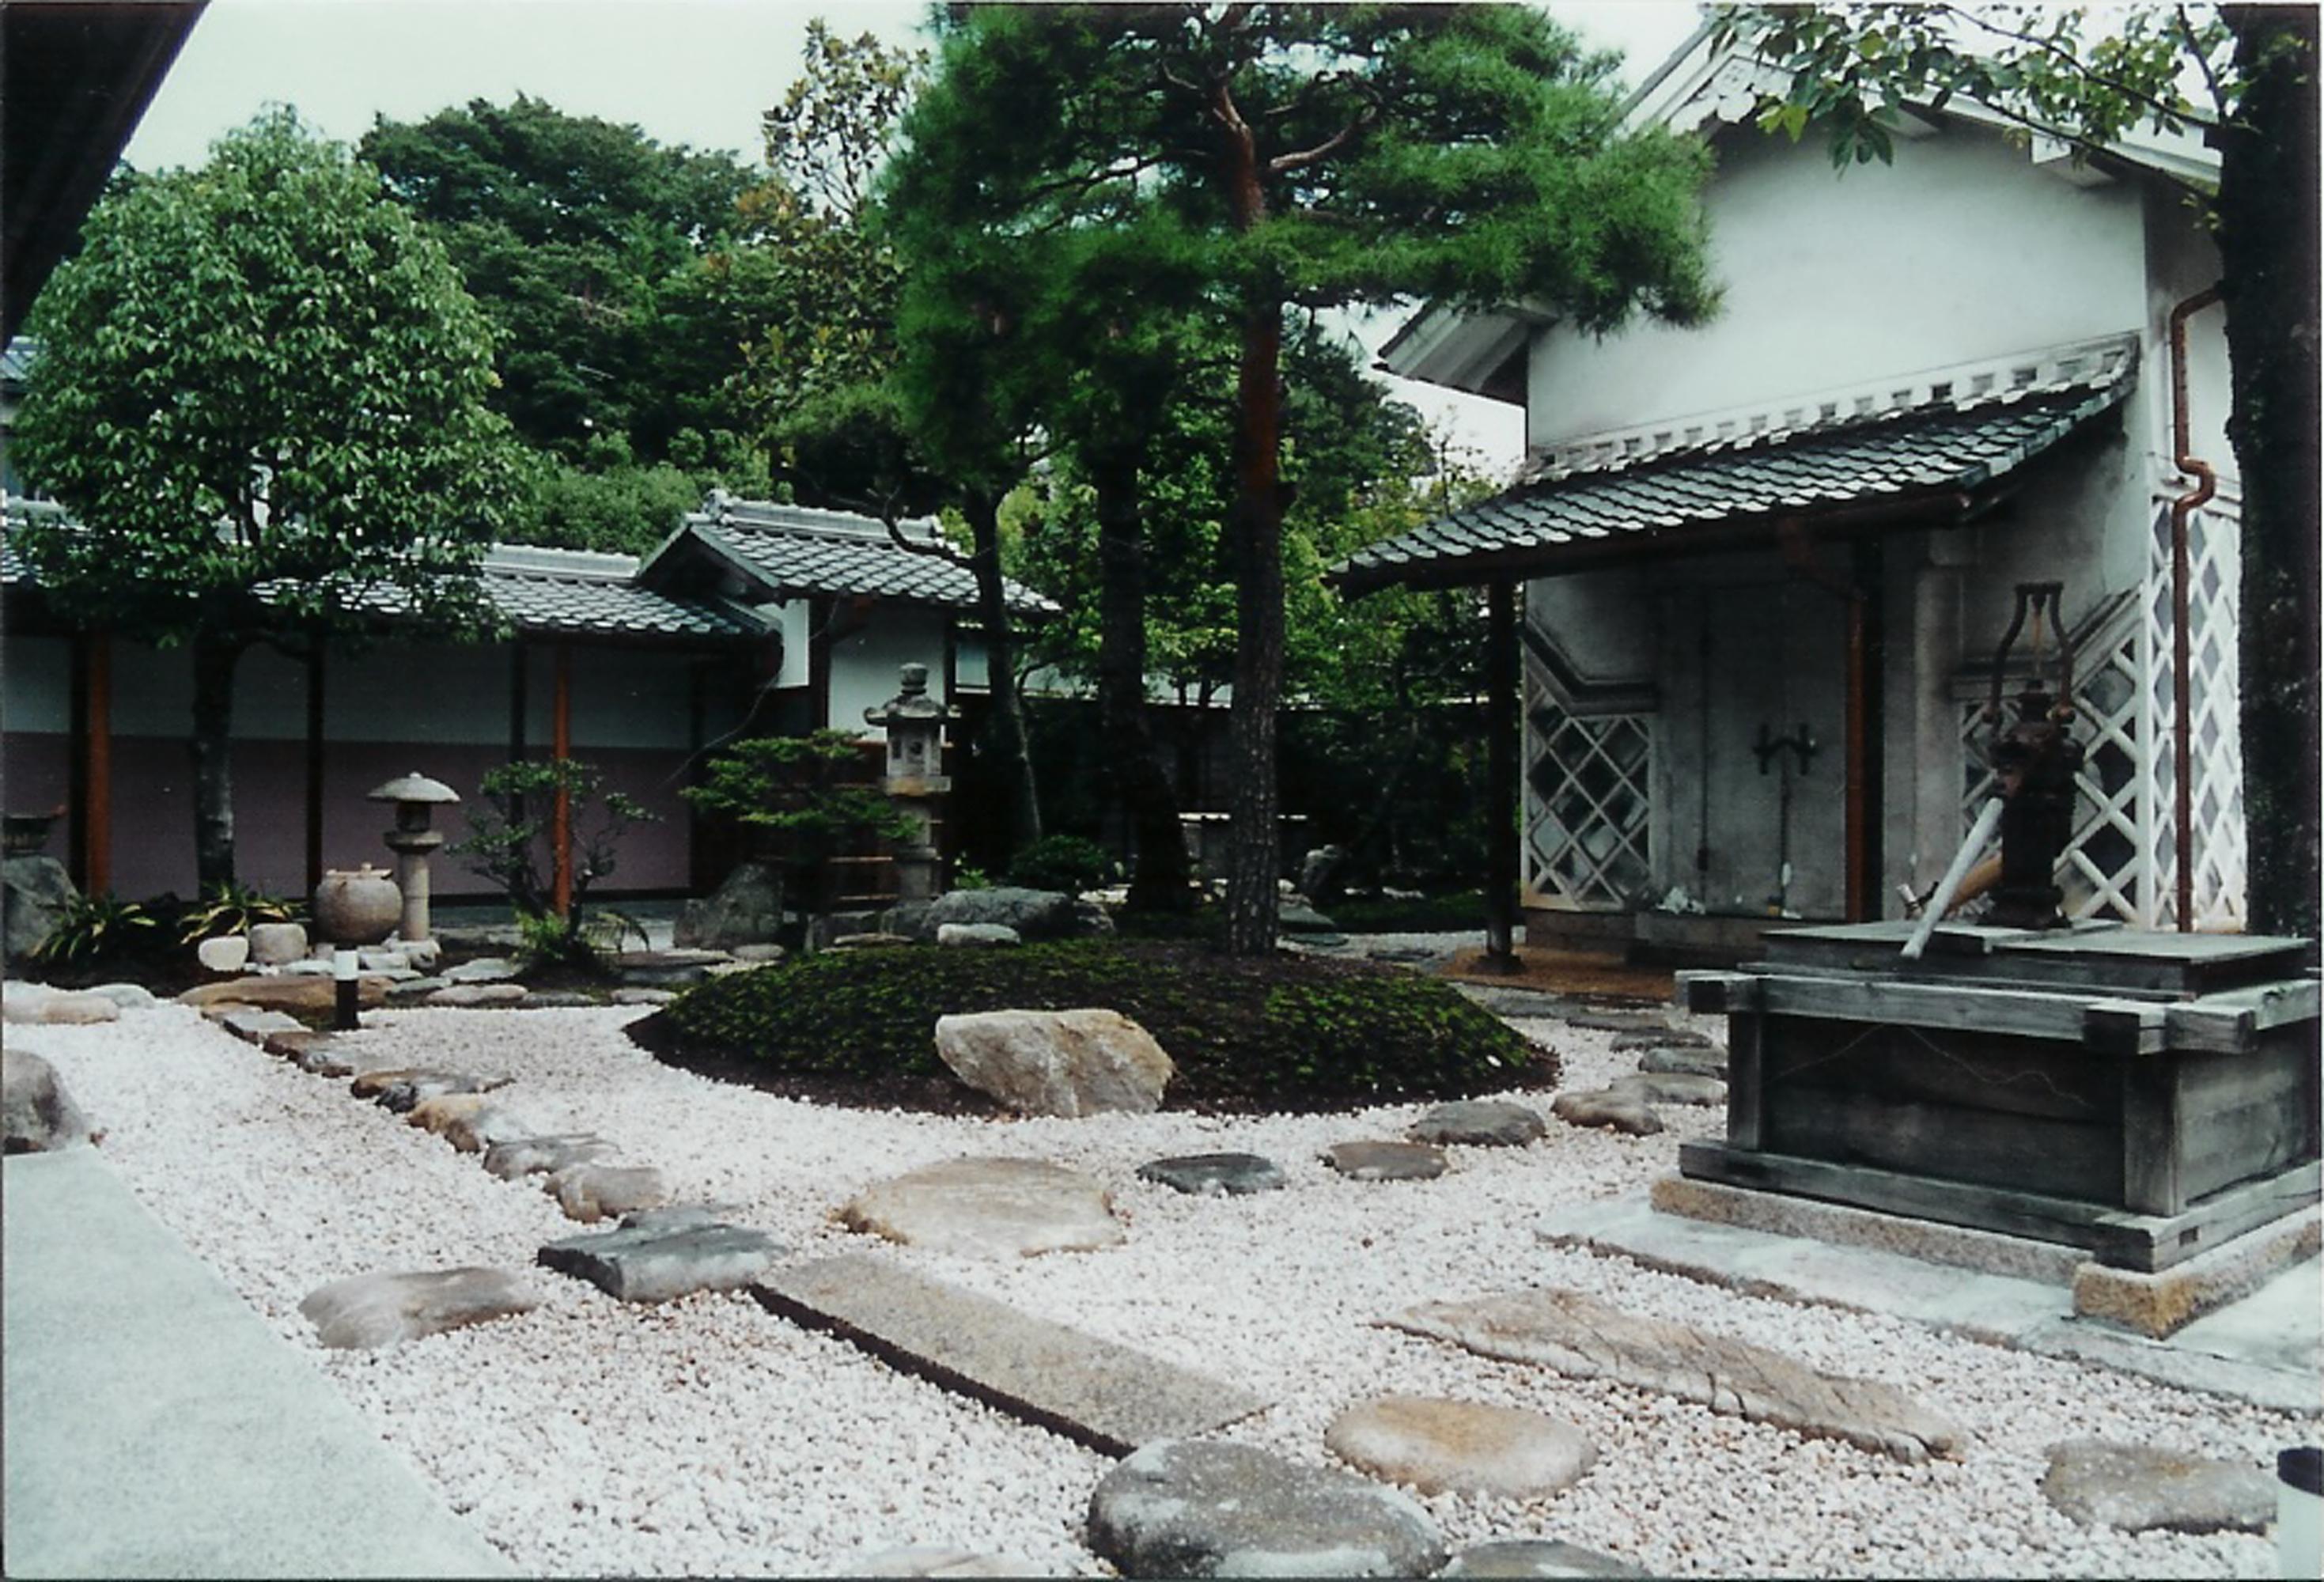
xmin=386 ymin=975 xmax=449 ymax=1003
xmin=702 ymin=962 xmax=757 ymax=978
xmin=1324 ymin=1395 xmax=1595 ymax=1500
xmin=537 ymin=1217 xmax=781 ymax=1303
xmin=831 ymin=931 xmax=914 ymax=950
xmin=1068 ymin=899 xmax=1115 ymax=937
xmin=937 ymin=922 xmax=1021 ymax=948
xmin=1551 ymin=1090 xmax=1662 ymax=1136
xmin=612 ymin=949 xmax=726 ymax=988
xmin=619 ymin=1203 xmax=745 ymax=1232
xmin=4 ymin=1046 xmax=94 ymax=1152
xmin=181 ymin=975 xmax=384 ymax=1014
xmin=2040 ymin=1440 xmax=2277 ymax=1534
xmin=833 ymin=1547 xmax=1049 ymax=1577
xmin=23 ymin=991 xmax=121 ymax=1026
xmin=1086 ymin=1439 xmax=1446 ymax=1578
xmin=443 ymin=1106 xmax=536 ymax=1155
xmin=935 ymin=1008 xmax=1173 ymax=1117
xmin=547 ymin=1162 xmax=670 ymax=1224
xmin=444 ymin=956 xmax=520 ymax=984
xmin=426 ymin=982 xmax=529 ymax=1009
xmin=840 ymin=1156 xmax=1123 ymax=1258
xmin=84 ymin=982 xmax=157 ymax=1010
xmin=1637 ymin=1045 xmax=1728 ymax=1079
xmin=1323 ymin=1141 xmax=1448 ymax=1182
xmin=519 ymin=990 xmax=596 ymax=1009
xmin=913 ymin=887 xmax=1077 ymax=942
xmin=2 ymin=854 xmax=74 ymax=960
xmin=1410 ymin=1099 xmax=1546 ymax=1148
xmin=297 ymin=1266 xmax=540 ymax=1349
xmin=730 ymin=943 xmax=787 ymax=963
xmin=612 ymin=988 xmax=676 ymax=1005
xmin=1389 ymin=1287 xmax=1961 ymax=1464
xmin=674 ymin=860 xmax=784 ymax=949
xmin=195 ymin=934 xmax=251 ymax=973
xmin=263 ymin=1029 xmax=354 ymax=1078
xmin=397 ymin=937 xmax=443 ymax=971
xmin=220 ymin=1008 xmax=307 ymax=1046
xmin=1609 ymin=1026 xmax=1713 ymax=1052
xmin=1137 ymin=1152 xmax=1285 ymax=1197
xmin=483 ymin=1134 xmax=617 ymax=1180
xmin=245 ymin=922 xmax=309 ymax=966
xmin=1442 ymin=1540 xmax=1646 ymax=1577
xmin=1278 ymin=900 xmax=1341 ymax=935
xmin=357 ymin=948 xmax=409 ymax=972
xmin=358 ymin=1069 xmax=493 ymax=1111
xmin=1609 ymin=1071 xmax=1726 ymax=1107
xmin=1553 ymin=1010 xmax=1670 ymax=1035
xmin=1299 ymin=843 xmax=1352 ymax=906
xmin=278 ymin=957 xmax=336 ymax=975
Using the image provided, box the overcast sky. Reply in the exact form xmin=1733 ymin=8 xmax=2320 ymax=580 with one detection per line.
xmin=122 ymin=0 xmax=1710 ymax=473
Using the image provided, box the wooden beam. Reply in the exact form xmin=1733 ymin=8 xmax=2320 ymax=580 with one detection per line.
xmin=552 ymin=642 xmax=573 ymax=918
xmin=1483 ymin=578 xmax=1520 ymax=969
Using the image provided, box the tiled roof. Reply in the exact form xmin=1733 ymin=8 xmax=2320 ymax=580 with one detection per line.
xmin=1333 ymin=355 xmax=2135 ymax=595
xmin=667 ymin=498 xmax=1058 ymax=616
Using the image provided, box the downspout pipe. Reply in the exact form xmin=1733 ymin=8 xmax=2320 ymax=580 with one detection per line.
xmin=2169 ymin=284 xmax=2224 ymax=933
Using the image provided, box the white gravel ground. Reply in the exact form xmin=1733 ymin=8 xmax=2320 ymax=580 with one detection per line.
xmin=17 ymin=949 xmax=2303 ymax=1578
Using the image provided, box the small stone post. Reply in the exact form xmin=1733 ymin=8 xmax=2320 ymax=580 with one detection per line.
xmin=368 ymin=773 xmax=461 ymax=943
xmin=865 ymin=664 xmax=954 ymax=905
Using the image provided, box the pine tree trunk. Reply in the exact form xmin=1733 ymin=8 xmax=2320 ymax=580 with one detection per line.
xmin=2219 ymin=8 xmax=2320 ymax=943
xmin=964 ymin=487 xmax=1042 ymax=855
xmin=1224 ymin=297 xmax=1287 ymax=956
xmin=1091 ymin=449 xmax=1193 ymax=913
xmin=189 ymin=634 xmax=246 ymax=891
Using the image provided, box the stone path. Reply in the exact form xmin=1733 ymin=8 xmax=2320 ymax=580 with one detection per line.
xmin=840 ymin=1156 xmax=1126 ymax=1257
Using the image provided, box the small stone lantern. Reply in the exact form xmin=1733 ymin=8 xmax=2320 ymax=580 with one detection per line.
xmin=368 ymin=771 xmax=461 ymax=943
xmin=865 ymin=663 xmax=953 ymax=903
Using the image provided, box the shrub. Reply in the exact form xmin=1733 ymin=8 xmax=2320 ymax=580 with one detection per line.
xmin=1005 ymin=834 xmax=1116 ymax=898
xmin=32 ymin=891 xmax=158 ymax=967
xmin=176 ymin=880 xmax=302 ymax=945
xmin=449 ymin=756 xmax=658 ymax=971
xmin=649 ymin=939 xmax=1554 ymax=1110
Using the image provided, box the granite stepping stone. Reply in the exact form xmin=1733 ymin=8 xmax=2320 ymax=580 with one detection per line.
xmin=356 ymin=1069 xmax=497 ymax=1112
xmin=2040 ymin=1439 xmax=2277 ymax=1534
xmin=611 ymin=988 xmax=675 ymax=1006
xmin=442 ymin=956 xmax=520 ymax=984
xmin=180 ymin=975 xmax=385 ymax=1013
xmin=1550 ymin=1090 xmax=1662 ymax=1136
xmin=1442 ymin=1539 xmax=1646 ymax=1576
xmin=1323 ymin=1141 xmax=1448 ymax=1181
xmin=1325 ymin=1395 xmax=1596 ymax=1500
xmin=547 ymin=1162 xmax=670 ymax=1224
xmin=1608 ymin=1026 xmax=1713 ymax=1052
xmin=1137 ymin=1152 xmax=1286 ymax=1196
xmin=1609 ymin=1070 xmax=1726 ymax=1107
xmin=1550 ymin=1010 xmax=1670 ymax=1035
xmin=259 ymin=1028 xmax=350 ymax=1076
xmin=219 ymin=1008 xmax=308 ymax=1046
xmin=297 ymin=1266 xmax=539 ymax=1349
xmin=1637 ymin=1045 xmax=1728 ymax=1079
xmin=405 ymin=1094 xmax=536 ymax=1154
xmin=755 ymin=1254 xmax=1266 ymax=1455
xmin=1408 ymin=1100 xmax=1546 ymax=1148
xmin=538 ymin=1217 xmax=781 ymax=1303
xmin=425 ymin=982 xmax=529 ymax=1009
xmin=1086 ymin=1439 xmax=1445 ymax=1578
xmin=840 ymin=1156 xmax=1124 ymax=1258
xmin=1388 ymin=1287 xmax=1961 ymax=1465
xmin=483 ymin=1134 xmax=618 ymax=1180
xmin=519 ymin=990 xmax=597 ymax=1009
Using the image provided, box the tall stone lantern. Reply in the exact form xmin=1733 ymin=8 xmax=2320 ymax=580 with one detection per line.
xmin=368 ymin=772 xmax=460 ymax=943
xmin=865 ymin=663 xmax=953 ymax=904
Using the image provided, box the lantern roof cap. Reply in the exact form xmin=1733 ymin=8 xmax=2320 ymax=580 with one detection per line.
xmin=368 ymin=772 xmax=461 ymax=804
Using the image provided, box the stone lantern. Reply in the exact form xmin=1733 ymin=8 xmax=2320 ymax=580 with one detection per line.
xmin=368 ymin=771 xmax=460 ymax=943
xmin=864 ymin=663 xmax=953 ymax=903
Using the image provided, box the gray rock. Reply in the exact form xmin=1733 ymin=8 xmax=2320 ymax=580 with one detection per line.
xmin=263 ymin=1029 xmax=354 ymax=1078
xmin=361 ymin=1069 xmax=494 ymax=1112
xmin=482 ymin=1134 xmax=617 ymax=1180
xmin=1390 ymin=1287 xmax=1961 ymax=1464
xmin=1299 ymin=844 xmax=1352 ymax=907
xmin=1609 ymin=1026 xmax=1713 ymax=1052
xmin=674 ymin=861 xmax=785 ymax=950
xmin=1609 ymin=1070 xmax=1726 ymax=1107
xmin=1324 ymin=1395 xmax=1595 ymax=1499
xmin=840 ymin=1156 xmax=1123 ymax=1258
xmin=1637 ymin=1045 xmax=1728 ymax=1079
xmin=4 ymin=1046 xmax=94 ymax=1152
xmin=937 ymin=922 xmax=1022 ymax=948
xmin=14 ymin=990 xmax=121 ymax=1026
xmin=537 ymin=1219 xmax=781 ymax=1303
xmin=1409 ymin=1099 xmax=1546 ymax=1148
xmin=907 ymin=887 xmax=1077 ymax=943
xmin=443 ymin=956 xmax=520 ymax=984
xmin=730 ymin=943 xmax=788 ymax=963
xmin=1323 ymin=1141 xmax=1448 ymax=1182
xmin=425 ymin=982 xmax=529 ymax=1008
xmin=1137 ymin=1152 xmax=1286 ymax=1197
xmin=245 ymin=922 xmax=310 ymax=966
xmin=195 ymin=934 xmax=251 ymax=973
xmin=617 ymin=1203 xmax=744 ymax=1233
xmin=612 ymin=949 xmax=728 ymax=988
xmin=297 ymin=1266 xmax=540 ymax=1349
xmin=357 ymin=947 xmax=410 ymax=972
xmin=935 ymin=1008 xmax=1174 ymax=1118
xmin=397 ymin=937 xmax=443 ymax=971
xmin=1550 ymin=1090 xmax=1663 ymax=1136
xmin=547 ymin=1162 xmax=669 ymax=1224
xmin=1086 ymin=1440 xmax=1446 ymax=1578
xmin=2040 ymin=1439 xmax=2277 ymax=1534
xmin=83 ymin=982 xmax=157 ymax=1010
xmin=278 ymin=957 xmax=337 ymax=976
xmin=1278 ymin=900 xmax=1342 ymax=935
xmin=1442 ymin=1540 xmax=1646 ymax=1577
xmin=1553 ymin=1010 xmax=1670 ymax=1035
xmin=611 ymin=988 xmax=676 ymax=1006
xmin=384 ymin=975 xmax=449 ymax=1003
xmin=518 ymin=990 xmax=596 ymax=1009
xmin=2 ymin=855 xmax=76 ymax=961
xmin=1068 ymin=899 xmax=1115 ymax=938
xmin=830 ymin=931 xmax=914 ymax=951
xmin=410 ymin=1097 xmax=536 ymax=1155
xmin=219 ymin=1008 xmax=308 ymax=1046
xmin=1452 ymin=985 xmax=1579 ymax=1020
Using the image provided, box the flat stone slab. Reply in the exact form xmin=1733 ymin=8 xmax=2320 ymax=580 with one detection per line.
xmin=483 ymin=1134 xmax=617 ymax=1180
xmin=356 ymin=1069 xmax=497 ymax=1112
xmin=1443 ymin=1539 xmax=1646 ymax=1577
xmin=297 ymin=1266 xmax=540 ymax=1349
xmin=2041 ymin=1439 xmax=2277 ymax=1533
xmin=1609 ymin=1027 xmax=1713 ymax=1051
xmin=260 ymin=1028 xmax=353 ymax=1077
xmin=1550 ymin=1010 xmax=1671 ymax=1035
xmin=1550 ymin=1090 xmax=1662 ymax=1136
xmin=442 ymin=957 xmax=520 ymax=984
xmin=539 ymin=1220 xmax=781 ymax=1303
xmin=547 ymin=1162 xmax=669 ymax=1224
xmin=1609 ymin=1071 xmax=1726 ymax=1107
xmin=1637 ymin=1045 xmax=1729 ymax=1079
xmin=755 ymin=1254 xmax=1266 ymax=1456
xmin=1325 ymin=1394 xmax=1596 ymax=1499
xmin=181 ymin=975 xmax=385 ymax=1013
xmin=1137 ymin=1152 xmax=1286 ymax=1196
xmin=1387 ymin=1287 xmax=1962 ymax=1464
xmin=1323 ymin=1141 xmax=1448 ymax=1182
xmin=1409 ymin=1100 xmax=1546 ymax=1148
xmin=840 ymin=1156 xmax=1124 ymax=1258
xmin=1086 ymin=1439 xmax=1444 ymax=1578
xmin=425 ymin=982 xmax=529 ymax=1009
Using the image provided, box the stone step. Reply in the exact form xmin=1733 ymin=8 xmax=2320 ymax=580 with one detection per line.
xmin=753 ymin=1254 xmax=1266 ymax=1455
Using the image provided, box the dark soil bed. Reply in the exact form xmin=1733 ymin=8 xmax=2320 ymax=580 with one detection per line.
xmin=630 ymin=938 xmax=1557 ymax=1115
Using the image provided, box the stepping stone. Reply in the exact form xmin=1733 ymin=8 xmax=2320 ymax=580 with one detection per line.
xmin=4 ymin=1046 xmax=94 ymax=1152
xmin=180 ymin=975 xmax=385 ymax=1013
xmin=1550 ymin=1090 xmax=1662 ymax=1136
xmin=425 ymin=982 xmax=529 ymax=1009
xmin=1323 ymin=1141 xmax=1448 ymax=1182
xmin=1637 ymin=1045 xmax=1728 ymax=1079
xmin=369 ymin=1070 xmax=496 ymax=1113
xmin=1451 ymin=985 xmax=1577 ymax=1020
xmin=1325 ymin=1395 xmax=1596 ymax=1499
xmin=1550 ymin=1010 xmax=1669 ymax=1035
xmin=297 ymin=1266 xmax=539 ymax=1349
xmin=619 ymin=1203 xmax=745 ymax=1232
xmin=405 ymin=1095 xmax=535 ymax=1154
xmin=442 ymin=956 xmax=520 ymax=984
xmin=833 ymin=1548 xmax=1046 ymax=1578
xmin=840 ymin=1156 xmax=1124 ymax=1258
xmin=547 ymin=1162 xmax=669 ymax=1224
xmin=259 ymin=1028 xmax=348 ymax=1073
xmin=2040 ymin=1439 xmax=2277 ymax=1534
xmin=1409 ymin=1100 xmax=1546 ymax=1148
xmin=385 ymin=976 xmax=449 ymax=1004
xmin=1137 ymin=1152 xmax=1286 ymax=1197
xmin=1086 ymin=1439 xmax=1444 ymax=1578
xmin=611 ymin=988 xmax=675 ymax=1006
xmin=12 ymin=990 xmax=119 ymax=1025
xmin=83 ymin=982 xmax=158 ymax=1010
xmin=483 ymin=1134 xmax=617 ymax=1180
xmin=1443 ymin=1539 xmax=1646 ymax=1576
xmin=937 ymin=922 xmax=1021 ymax=947
xmin=519 ymin=990 xmax=596 ymax=1009
xmin=1608 ymin=1027 xmax=1713 ymax=1052
xmin=1609 ymin=1071 xmax=1726 ymax=1107
xmin=219 ymin=1008 xmax=307 ymax=1046
xmin=755 ymin=1255 xmax=1266 ymax=1456
xmin=539 ymin=1218 xmax=781 ymax=1303
xmin=1388 ymin=1288 xmax=1961 ymax=1465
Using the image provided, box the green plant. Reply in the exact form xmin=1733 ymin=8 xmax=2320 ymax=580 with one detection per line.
xmin=950 ymin=863 xmax=994 ymax=891
xmin=683 ymin=730 xmax=916 ymax=869
xmin=449 ymin=756 xmax=659 ymax=967
xmin=32 ymin=892 xmax=159 ymax=967
xmin=512 ymin=905 xmax=648 ymax=976
xmin=176 ymin=880 xmax=303 ymax=945
xmin=1005 ymin=833 xmax=1116 ymax=898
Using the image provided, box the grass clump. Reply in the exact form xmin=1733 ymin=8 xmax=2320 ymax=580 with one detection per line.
xmin=645 ymin=939 xmax=1554 ymax=1111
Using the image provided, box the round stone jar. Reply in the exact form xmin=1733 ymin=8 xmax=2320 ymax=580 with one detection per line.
xmin=312 ymin=865 xmax=401 ymax=945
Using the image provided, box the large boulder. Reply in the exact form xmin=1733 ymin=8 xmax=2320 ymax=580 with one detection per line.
xmin=903 ymin=887 xmax=1100 ymax=943
xmin=1087 ymin=1440 xmax=1446 ymax=1578
xmin=3 ymin=1045 xmax=95 ymax=1152
xmin=675 ymin=861 xmax=785 ymax=950
xmin=2 ymin=855 xmax=75 ymax=963
xmin=934 ymin=1008 xmax=1173 ymax=1117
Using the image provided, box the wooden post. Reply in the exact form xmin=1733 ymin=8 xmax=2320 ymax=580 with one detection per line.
xmin=304 ymin=649 xmax=326 ymax=893
xmin=551 ymin=642 xmax=573 ymax=918
xmin=83 ymin=631 xmax=112 ymax=893
xmin=1484 ymin=579 xmax=1521 ymax=971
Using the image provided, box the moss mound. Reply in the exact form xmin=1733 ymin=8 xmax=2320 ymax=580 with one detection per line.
xmin=643 ymin=939 xmax=1554 ymax=1112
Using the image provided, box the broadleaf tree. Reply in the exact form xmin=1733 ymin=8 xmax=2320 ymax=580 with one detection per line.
xmin=14 ymin=109 xmax=522 ymax=888
xmin=884 ymin=3 xmax=1717 ymax=953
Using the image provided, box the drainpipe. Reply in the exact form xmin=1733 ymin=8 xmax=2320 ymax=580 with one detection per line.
xmin=2169 ymin=284 xmax=2224 ymax=933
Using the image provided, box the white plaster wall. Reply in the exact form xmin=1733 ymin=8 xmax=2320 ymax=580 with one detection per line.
xmin=2 ymin=634 xmax=70 ymax=733
xmin=329 ymin=641 xmax=515 ymax=746
xmin=830 ymin=608 xmax=950 ymax=740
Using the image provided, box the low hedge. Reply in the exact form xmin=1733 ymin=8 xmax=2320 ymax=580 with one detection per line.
xmin=646 ymin=938 xmax=1554 ymax=1111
